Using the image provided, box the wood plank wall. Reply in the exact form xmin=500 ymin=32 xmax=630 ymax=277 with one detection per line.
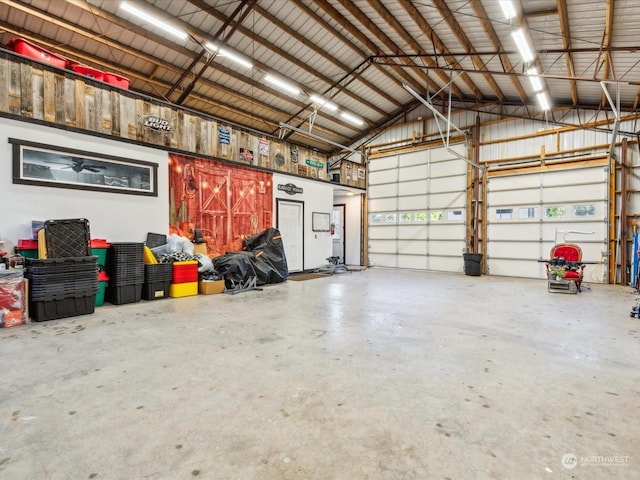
xmin=0 ymin=52 xmax=337 ymax=183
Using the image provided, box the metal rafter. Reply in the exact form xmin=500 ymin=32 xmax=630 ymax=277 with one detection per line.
xmin=312 ymin=0 xmax=442 ymax=97
xmin=397 ymin=0 xmax=484 ymax=101
xmin=253 ymin=3 xmax=401 ymax=110
xmin=185 ymin=0 xmax=386 ymax=118
xmin=556 ymin=0 xmax=578 ymax=106
xmin=469 ymin=0 xmax=527 ymax=103
xmin=290 ymin=0 xmax=409 ymax=103
xmin=365 ymin=0 xmax=466 ymax=99
xmin=431 ymin=0 xmax=506 ymax=102
xmin=599 ymin=0 xmax=615 ymax=107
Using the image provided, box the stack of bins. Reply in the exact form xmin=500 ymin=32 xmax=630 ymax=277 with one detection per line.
xmin=143 ymin=263 xmax=172 ymax=300
xmin=106 ymin=243 xmax=144 ymax=305
xmin=169 ymin=261 xmax=199 ymax=298
xmin=25 ymin=257 xmax=98 ymax=321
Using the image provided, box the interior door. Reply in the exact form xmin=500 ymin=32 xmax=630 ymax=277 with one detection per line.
xmin=277 ymin=199 xmax=304 ymax=272
xmin=332 ymin=204 xmax=345 ymax=263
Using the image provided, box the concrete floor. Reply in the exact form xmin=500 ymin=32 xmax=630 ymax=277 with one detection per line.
xmin=0 ymin=268 xmax=638 ymax=480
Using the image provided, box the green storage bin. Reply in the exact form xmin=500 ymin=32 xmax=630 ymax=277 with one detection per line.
xmin=96 ymin=272 xmax=109 ymax=306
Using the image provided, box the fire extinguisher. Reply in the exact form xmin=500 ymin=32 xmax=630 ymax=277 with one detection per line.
xmin=331 ymin=223 xmax=335 ymax=235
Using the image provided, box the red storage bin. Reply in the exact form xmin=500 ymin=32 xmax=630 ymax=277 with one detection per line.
xmin=72 ymin=64 xmax=105 ymax=81
xmin=104 ymin=72 xmax=130 ymax=89
xmin=7 ymin=37 xmax=67 ymax=69
xmin=172 ymin=261 xmax=198 ymax=284
xmin=18 ymin=239 xmax=38 ymax=250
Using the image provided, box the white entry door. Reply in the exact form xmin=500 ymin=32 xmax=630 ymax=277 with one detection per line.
xmin=332 ymin=204 xmax=345 ymax=263
xmin=277 ymin=199 xmax=304 ymax=272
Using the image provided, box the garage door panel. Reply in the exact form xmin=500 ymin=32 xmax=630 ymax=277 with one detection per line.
xmin=398 ymin=240 xmax=427 ymax=255
xmin=543 ymin=167 xmax=606 ymax=186
xmin=429 ymin=175 xmax=466 ymax=192
xmin=369 ymin=253 xmax=397 ymax=267
xmin=488 ymin=259 xmax=546 ymax=278
xmin=398 ymin=255 xmax=428 ymax=269
xmin=369 ymin=198 xmax=398 ymax=211
xmin=489 ymin=189 xmax=541 ymax=206
xmin=398 ymin=196 xmax=428 ymax=210
xmin=399 ymin=165 xmax=428 ymax=181
xmin=399 ymin=179 xmax=428 ymax=195
xmin=540 ymin=221 xmax=606 ymax=242
xmin=429 ymin=191 xmax=466 ymax=209
xmin=542 ymin=185 xmax=606 ymax=203
xmin=369 ymin=225 xmax=398 ymax=240
xmin=399 ymin=152 xmax=428 ymax=167
xmin=397 ymin=225 xmax=428 ymax=239
xmin=430 ymin=160 xmax=466 ymax=177
xmin=368 ymin=183 xmax=398 ymax=198
xmin=487 ymin=241 xmax=544 ymax=260
xmin=429 ymin=224 xmax=465 ymax=240
xmin=488 ymin=175 xmax=544 ymax=190
xmin=369 ymin=156 xmax=398 ymax=171
xmin=487 ymin=222 xmax=540 ymax=240
xmin=369 ymin=170 xmax=396 ymax=185
xmin=429 ymin=256 xmax=463 ymax=272
xmin=431 ymin=144 xmax=466 ymax=162
xmin=369 ymin=239 xmax=397 ymax=254
xmin=428 ymin=240 xmax=465 ymax=256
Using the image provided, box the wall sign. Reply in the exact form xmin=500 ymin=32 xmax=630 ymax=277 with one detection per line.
xmin=305 ymin=158 xmax=323 ymax=168
xmin=140 ymin=115 xmax=172 ymax=133
xmin=240 ymin=148 xmax=254 ymax=162
xmin=278 ymin=183 xmax=303 ymax=195
xmin=290 ymin=146 xmax=298 ymax=163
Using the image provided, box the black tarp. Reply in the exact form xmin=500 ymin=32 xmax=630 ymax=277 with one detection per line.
xmin=213 ymin=228 xmax=288 ymax=287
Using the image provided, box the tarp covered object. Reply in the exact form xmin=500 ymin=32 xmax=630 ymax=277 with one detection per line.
xmin=213 ymin=228 xmax=288 ymax=287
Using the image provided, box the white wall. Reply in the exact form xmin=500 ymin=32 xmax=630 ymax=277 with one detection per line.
xmin=273 ymin=173 xmax=333 ymax=270
xmin=0 ymin=117 xmax=169 ymax=252
xmin=334 ymin=192 xmax=363 ymax=266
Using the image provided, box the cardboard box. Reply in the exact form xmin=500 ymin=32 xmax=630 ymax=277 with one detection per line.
xmin=193 ymin=243 xmax=208 ymax=255
xmin=2 ymin=309 xmax=24 ymax=328
xmin=199 ymin=280 xmax=225 ymax=295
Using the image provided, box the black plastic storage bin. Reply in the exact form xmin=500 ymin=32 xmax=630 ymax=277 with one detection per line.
xmin=142 ymin=280 xmax=171 ymax=300
xmin=30 ymin=294 xmax=96 ymax=322
xmin=142 ymin=263 xmax=172 ymax=300
xmin=106 ymin=283 xmax=143 ymax=305
xmin=44 ymin=218 xmax=91 ymax=258
xmin=463 ymin=253 xmax=483 ymax=276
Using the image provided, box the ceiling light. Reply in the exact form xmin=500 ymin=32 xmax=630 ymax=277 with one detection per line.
xmin=205 ymin=42 xmax=253 ymax=69
xmin=120 ymin=2 xmax=188 ymax=41
xmin=310 ymin=94 xmax=338 ymax=111
xmin=340 ymin=112 xmax=364 ymax=127
xmin=499 ymin=1 xmax=517 ymax=19
xmin=511 ymin=28 xmax=535 ymax=63
xmin=264 ymin=74 xmax=300 ymax=96
xmin=537 ymin=92 xmax=551 ymax=111
xmin=526 ymin=67 xmax=543 ymax=92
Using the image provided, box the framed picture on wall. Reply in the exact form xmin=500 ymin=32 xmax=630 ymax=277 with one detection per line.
xmin=10 ymin=138 xmax=158 ymax=196
xmin=312 ymin=212 xmax=331 ymax=232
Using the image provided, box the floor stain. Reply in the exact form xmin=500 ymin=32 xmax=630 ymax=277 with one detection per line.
xmin=191 ymin=469 xmax=200 ymax=476
xmin=68 ymin=411 xmax=76 ymax=415
xmin=175 ymin=444 xmax=183 ymax=449
xmin=482 ymin=404 xmax=490 ymax=408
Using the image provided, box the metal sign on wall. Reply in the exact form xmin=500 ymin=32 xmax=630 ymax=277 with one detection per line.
xmin=139 ymin=115 xmax=173 ymax=134
xmin=278 ymin=183 xmax=303 ymax=195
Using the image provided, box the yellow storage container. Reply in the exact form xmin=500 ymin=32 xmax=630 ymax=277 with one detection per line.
xmin=37 ymin=228 xmax=47 ymax=259
xmin=169 ymin=281 xmax=198 ymax=298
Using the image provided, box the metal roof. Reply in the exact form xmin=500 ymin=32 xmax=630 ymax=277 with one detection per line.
xmin=0 ymin=0 xmax=638 ymax=153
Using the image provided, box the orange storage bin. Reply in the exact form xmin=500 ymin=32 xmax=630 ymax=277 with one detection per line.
xmin=7 ymin=37 xmax=67 ymax=68
xmin=104 ymin=72 xmax=130 ymax=89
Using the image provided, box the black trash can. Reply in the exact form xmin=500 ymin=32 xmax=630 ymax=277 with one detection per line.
xmin=463 ymin=253 xmax=483 ymax=276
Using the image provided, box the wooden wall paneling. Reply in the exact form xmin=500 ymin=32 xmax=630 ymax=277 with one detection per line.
xmin=270 ymin=139 xmax=287 ymax=172
xmin=296 ymin=147 xmax=309 ymax=177
xmin=176 ymin=109 xmax=184 ymax=150
xmin=168 ymin=107 xmax=179 ymax=148
xmin=62 ymin=77 xmax=76 ymax=127
xmin=135 ymin=98 xmax=146 ymax=141
xmin=209 ymin=119 xmax=218 ymax=157
xmin=100 ymin=88 xmax=111 ymax=133
xmin=143 ymin=102 xmax=159 ymax=145
xmin=110 ymin=90 xmax=120 ymax=136
xmin=289 ymin=144 xmax=300 ymax=175
xmin=194 ymin=115 xmax=203 ymax=154
xmin=54 ymin=74 xmax=65 ymax=124
xmin=83 ymin=83 xmax=96 ymax=131
xmin=185 ymin=113 xmax=197 ymax=153
xmin=31 ymin=67 xmax=44 ymax=120
xmin=237 ymin=130 xmax=252 ymax=165
xmin=0 ymin=56 xmax=9 ymax=113
xmin=9 ymin=60 xmax=21 ymax=114
xmin=93 ymin=83 xmax=105 ymax=133
xmin=42 ymin=69 xmax=55 ymax=122
xmin=19 ymin=63 xmax=33 ymax=118
xmin=121 ymin=94 xmax=137 ymax=139
xmin=73 ymin=78 xmax=85 ymax=129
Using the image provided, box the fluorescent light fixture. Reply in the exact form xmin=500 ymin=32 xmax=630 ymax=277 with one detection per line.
xmin=511 ymin=28 xmax=535 ymax=63
xmin=205 ymin=42 xmax=253 ymax=69
xmin=340 ymin=112 xmax=364 ymax=127
xmin=264 ymin=74 xmax=300 ymax=96
xmin=526 ymin=67 xmax=543 ymax=92
xmin=536 ymin=92 xmax=551 ymax=111
xmin=499 ymin=1 xmax=517 ymax=19
xmin=310 ymin=94 xmax=338 ymax=111
xmin=120 ymin=2 xmax=188 ymax=40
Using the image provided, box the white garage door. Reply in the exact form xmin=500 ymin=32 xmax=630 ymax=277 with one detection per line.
xmin=368 ymin=144 xmax=467 ymax=272
xmin=486 ymin=161 xmax=608 ymax=281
